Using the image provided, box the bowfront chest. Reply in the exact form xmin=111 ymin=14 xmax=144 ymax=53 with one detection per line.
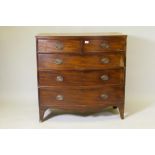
xmin=36 ymin=33 xmax=127 ymax=122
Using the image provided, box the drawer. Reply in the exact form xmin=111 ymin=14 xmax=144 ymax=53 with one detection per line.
xmin=38 ymin=54 xmax=124 ymax=70
xmin=83 ymin=38 xmax=126 ymax=52
xmin=37 ymin=39 xmax=82 ymax=53
xmin=39 ymin=86 xmax=124 ymax=107
xmin=38 ymin=69 xmax=124 ymax=86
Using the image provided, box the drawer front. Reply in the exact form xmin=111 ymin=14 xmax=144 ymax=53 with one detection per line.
xmin=38 ymin=69 xmax=124 ymax=86
xmin=39 ymin=86 xmax=124 ymax=107
xmin=83 ymin=38 xmax=126 ymax=52
xmin=37 ymin=39 xmax=82 ymax=53
xmin=38 ymin=54 xmax=124 ymax=70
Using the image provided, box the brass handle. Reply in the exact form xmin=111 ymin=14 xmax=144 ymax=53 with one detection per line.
xmin=55 ymin=41 xmax=64 ymax=50
xmin=56 ymin=75 xmax=63 ymax=82
xmin=54 ymin=58 xmax=63 ymax=65
xmin=100 ymin=94 xmax=108 ymax=100
xmin=101 ymin=57 xmax=110 ymax=64
xmin=100 ymin=42 xmax=109 ymax=49
xmin=101 ymin=75 xmax=109 ymax=81
xmin=56 ymin=95 xmax=64 ymax=101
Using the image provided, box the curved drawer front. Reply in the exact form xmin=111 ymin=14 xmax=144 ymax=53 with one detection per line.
xmin=83 ymin=37 xmax=126 ymax=52
xmin=38 ymin=69 xmax=124 ymax=86
xmin=37 ymin=39 xmax=82 ymax=53
xmin=39 ymin=86 xmax=124 ymax=107
xmin=38 ymin=54 xmax=124 ymax=70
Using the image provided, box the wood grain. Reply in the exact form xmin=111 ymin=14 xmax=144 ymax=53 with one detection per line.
xmin=38 ymin=53 xmax=124 ymax=70
xmin=39 ymin=86 xmax=124 ymax=107
xmin=83 ymin=38 xmax=126 ymax=52
xmin=38 ymin=69 xmax=124 ymax=86
xmin=36 ymin=35 xmax=127 ymax=121
xmin=37 ymin=39 xmax=82 ymax=53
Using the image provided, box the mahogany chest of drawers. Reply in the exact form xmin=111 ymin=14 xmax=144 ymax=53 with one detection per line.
xmin=36 ymin=33 xmax=127 ymax=122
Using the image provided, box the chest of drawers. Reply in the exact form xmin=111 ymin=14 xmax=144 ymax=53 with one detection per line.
xmin=36 ymin=33 xmax=127 ymax=122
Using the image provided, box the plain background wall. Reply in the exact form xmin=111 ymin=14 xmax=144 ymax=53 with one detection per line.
xmin=0 ymin=26 xmax=155 ymax=107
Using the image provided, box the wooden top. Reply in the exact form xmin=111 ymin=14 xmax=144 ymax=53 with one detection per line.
xmin=36 ymin=32 xmax=127 ymax=38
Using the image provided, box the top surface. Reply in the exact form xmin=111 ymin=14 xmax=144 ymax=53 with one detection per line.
xmin=36 ymin=32 xmax=127 ymax=37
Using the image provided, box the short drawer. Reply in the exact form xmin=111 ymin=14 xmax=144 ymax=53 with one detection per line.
xmin=37 ymin=39 xmax=82 ymax=53
xmin=38 ymin=69 xmax=124 ymax=86
xmin=38 ymin=54 xmax=124 ymax=70
xmin=39 ymin=86 xmax=124 ymax=107
xmin=83 ymin=37 xmax=126 ymax=52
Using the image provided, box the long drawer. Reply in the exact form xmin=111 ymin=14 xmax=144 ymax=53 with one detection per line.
xmin=39 ymin=86 xmax=124 ymax=107
xmin=38 ymin=69 xmax=124 ymax=86
xmin=38 ymin=53 xmax=124 ymax=70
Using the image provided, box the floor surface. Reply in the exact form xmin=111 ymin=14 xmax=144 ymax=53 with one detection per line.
xmin=0 ymin=100 xmax=155 ymax=128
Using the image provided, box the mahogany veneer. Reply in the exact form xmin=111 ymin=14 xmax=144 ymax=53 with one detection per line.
xmin=36 ymin=33 xmax=127 ymax=122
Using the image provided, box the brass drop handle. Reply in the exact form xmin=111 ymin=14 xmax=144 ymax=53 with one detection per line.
xmin=55 ymin=41 xmax=64 ymax=50
xmin=56 ymin=95 xmax=64 ymax=101
xmin=54 ymin=58 xmax=63 ymax=65
xmin=101 ymin=57 xmax=110 ymax=64
xmin=56 ymin=75 xmax=63 ymax=82
xmin=100 ymin=42 xmax=109 ymax=49
xmin=100 ymin=94 xmax=108 ymax=100
xmin=101 ymin=75 xmax=109 ymax=81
